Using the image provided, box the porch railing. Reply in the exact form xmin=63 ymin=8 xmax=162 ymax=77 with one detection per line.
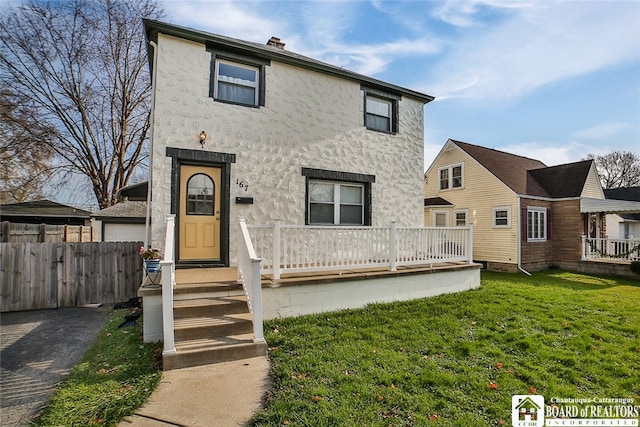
xmin=161 ymin=215 xmax=176 ymax=356
xmin=238 ymin=219 xmax=265 ymax=343
xmin=248 ymin=221 xmax=473 ymax=279
xmin=582 ymin=236 xmax=640 ymax=262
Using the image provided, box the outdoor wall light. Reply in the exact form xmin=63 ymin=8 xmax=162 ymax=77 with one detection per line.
xmin=199 ymin=131 xmax=207 ymax=147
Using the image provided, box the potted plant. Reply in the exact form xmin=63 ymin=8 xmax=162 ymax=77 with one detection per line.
xmin=139 ymin=246 xmax=162 ymax=273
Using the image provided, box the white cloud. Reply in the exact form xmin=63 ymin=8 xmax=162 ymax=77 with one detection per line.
xmin=429 ymin=1 xmax=640 ymax=100
xmin=160 ymin=0 xmax=284 ymax=44
xmin=571 ymin=122 xmax=630 ymax=140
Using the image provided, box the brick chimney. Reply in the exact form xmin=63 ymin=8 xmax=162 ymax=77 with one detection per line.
xmin=266 ymin=36 xmax=285 ymax=49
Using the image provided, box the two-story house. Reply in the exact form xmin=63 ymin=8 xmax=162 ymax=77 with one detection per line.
xmin=424 ymin=139 xmax=640 ymax=276
xmin=144 ymin=20 xmax=434 ymax=267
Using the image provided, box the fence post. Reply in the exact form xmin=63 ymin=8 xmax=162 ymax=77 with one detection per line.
xmin=389 ymin=222 xmax=397 ymax=272
xmin=273 ymin=219 xmax=281 ymax=280
xmin=1 ymin=221 xmax=10 ymax=242
xmin=467 ymin=224 xmax=474 ymax=263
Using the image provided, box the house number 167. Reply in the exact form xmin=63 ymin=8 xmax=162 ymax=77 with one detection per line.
xmin=236 ymin=179 xmax=249 ymax=192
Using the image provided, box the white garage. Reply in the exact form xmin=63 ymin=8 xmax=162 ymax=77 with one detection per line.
xmin=91 ymin=201 xmax=147 ymax=243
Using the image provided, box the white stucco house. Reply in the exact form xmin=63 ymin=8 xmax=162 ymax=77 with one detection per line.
xmin=144 ymin=19 xmax=435 ymax=266
xmin=141 ymin=21 xmax=482 ymax=367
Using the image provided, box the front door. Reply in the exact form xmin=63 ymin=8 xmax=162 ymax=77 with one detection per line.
xmin=179 ymin=165 xmax=221 ymax=261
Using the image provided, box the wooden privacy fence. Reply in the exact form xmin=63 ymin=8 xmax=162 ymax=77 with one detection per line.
xmin=1 ymin=241 xmax=143 ymax=312
xmin=0 ymin=222 xmax=93 ymax=243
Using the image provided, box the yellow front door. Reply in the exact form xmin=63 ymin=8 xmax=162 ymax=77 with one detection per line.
xmin=179 ymin=165 xmax=221 ymax=261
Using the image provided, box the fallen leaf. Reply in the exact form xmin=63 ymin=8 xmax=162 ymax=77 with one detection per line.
xmin=495 ymin=362 xmax=503 ymax=369
xmin=489 ymin=382 xmax=498 ymax=390
xmin=311 ymin=396 xmax=321 ymax=403
xmin=429 ymin=414 xmax=439 ymax=421
xmin=390 ymin=383 xmax=396 ymax=389
xmin=562 ymin=321 xmax=570 ymax=327
xmin=529 ymin=387 xmax=537 ymax=394
xmin=377 ymin=395 xmax=384 ymax=401
xmin=498 ymin=419 xmax=506 ymax=425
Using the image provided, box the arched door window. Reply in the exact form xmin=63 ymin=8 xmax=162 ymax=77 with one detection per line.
xmin=186 ymin=173 xmax=214 ymax=215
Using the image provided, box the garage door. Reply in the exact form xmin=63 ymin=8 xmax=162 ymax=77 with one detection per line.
xmin=103 ymin=223 xmax=146 ymax=242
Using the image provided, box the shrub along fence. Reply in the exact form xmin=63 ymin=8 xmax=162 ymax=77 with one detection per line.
xmin=1 ymin=241 xmax=143 ymax=312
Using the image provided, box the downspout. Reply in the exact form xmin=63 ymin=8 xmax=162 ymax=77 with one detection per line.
xmin=517 ymin=197 xmax=531 ymax=276
xmin=144 ymin=40 xmax=159 ymax=249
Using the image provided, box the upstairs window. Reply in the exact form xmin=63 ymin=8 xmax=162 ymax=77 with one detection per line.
xmin=214 ymin=59 xmax=259 ymax=106
xmin=362 ymin=86 xmax=399 ymax=133
xmin=439 ymin=164 xmax=463 ymax=190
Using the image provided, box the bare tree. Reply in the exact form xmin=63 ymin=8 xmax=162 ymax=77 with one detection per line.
xmin=586 ymin=151 xmax=640 ymax=189
xmin=0 ymin=0 xmax=163 ymax=209
xmin=0 ymin=90 xmax=56 ymax=203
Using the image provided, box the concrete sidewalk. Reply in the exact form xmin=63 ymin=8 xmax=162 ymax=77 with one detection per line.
xmin=119 ymin=356 xmax=271 ymax=427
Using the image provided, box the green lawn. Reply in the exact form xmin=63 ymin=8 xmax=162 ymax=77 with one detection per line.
xmin=33 ymin=309 xmax=162 ymax=427
xmin=250 ymin=270 xmax=640 ymax=426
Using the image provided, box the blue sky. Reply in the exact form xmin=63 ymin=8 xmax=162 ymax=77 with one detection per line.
xmin=160 ymin=0 xmax=640 ymax=169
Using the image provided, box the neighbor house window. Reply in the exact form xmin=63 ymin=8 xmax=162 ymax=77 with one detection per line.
xmin=362 ymin=86 xmax=399 ymax=133
xmin=439 ymin=164 xmax=463 ymax=191
xmin=454 ymin=210 xmax=468 ymax=226
xmin=493 ymin=206 xmax=511 ymax=228
xmin=527 ymin=207 xmax=547 ymax=241
xmin=433 ymin=211 xmax=449 ymax=227
xmin=308 ymin=181 xmax=364 ymax=225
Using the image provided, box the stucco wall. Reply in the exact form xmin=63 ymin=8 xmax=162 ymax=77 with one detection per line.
xmin=149 ymin=34 xmax=426 ymax=264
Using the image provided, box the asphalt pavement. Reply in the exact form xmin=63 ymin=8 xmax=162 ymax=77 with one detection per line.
xmin=0 ymin=305 xmax=112 ymax=426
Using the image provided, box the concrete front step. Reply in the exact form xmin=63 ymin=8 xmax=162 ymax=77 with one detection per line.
xmin=164 ymin=336 xmax=267 ymax=370
xmin=173 ymin=295 xmax=248 ymax=319
xmin=174 ymin=312 xmax=254 ymax=341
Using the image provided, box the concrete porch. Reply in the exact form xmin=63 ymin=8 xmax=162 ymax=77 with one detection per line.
xmin=139 ymin=262 xmax=481 ymax=370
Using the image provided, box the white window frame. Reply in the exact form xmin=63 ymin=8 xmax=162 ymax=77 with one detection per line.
xmin=454 ymin=209 xmax=468 ymax=227
xmin=438 ymin=163 xmax=464 ymax=191
xmin=214 ymin=58 xmax=259 ymax=106
xmin=308 ymin=180 xmax=365 ymax=225
xmin=493 ymin=206 xmax=511 ymax=228
xmin=432 ymin=210 xmax=450 ymax=227
xmin=527 ymin=207 xmax=547 ymax=242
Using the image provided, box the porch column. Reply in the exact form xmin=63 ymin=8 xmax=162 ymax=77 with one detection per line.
xmin=273 ymin=219 xmax=281 ymax=280
xmin=389 ymin=222 xmax=397 ymax=271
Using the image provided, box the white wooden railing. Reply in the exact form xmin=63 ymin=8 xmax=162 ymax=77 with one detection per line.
xmin=248 ymin=221 xmax=473 ymax=279
xmin=238 ymin=219 xmax=265 ymax=343
xmin=161 ymin=215 xmax=176 ymax=356
xmin=582 ymin=236 xmax=640 ymax=262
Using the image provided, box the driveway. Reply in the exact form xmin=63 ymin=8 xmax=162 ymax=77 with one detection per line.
xmin=0 ymin=305 xmax=112 ymax=426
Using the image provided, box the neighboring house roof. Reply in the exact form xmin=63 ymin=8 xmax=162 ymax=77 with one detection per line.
xmin=116 ymin=182 xmax=148 ymax=202
xmin=451 ymin=139 xmax=595 ymax=198
xmin=451 ymin=140 xmax=546 ymax=195
xmin=603 ymin=187 xmax=640 ymax=220
xmin=91 ymin=201 xmax=147 ymax=220
xmin=143 ymin=19 xmax=435 ymax=105
xmin=0 ymin=200 xmax=91 ymax=219
xmin=604 ymin=186 xmax=640 ymax=202
xmin=527 ymin=160 xmax=593 ymax=198
xmin=424 ymin=197 xmax=453 ymax=206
